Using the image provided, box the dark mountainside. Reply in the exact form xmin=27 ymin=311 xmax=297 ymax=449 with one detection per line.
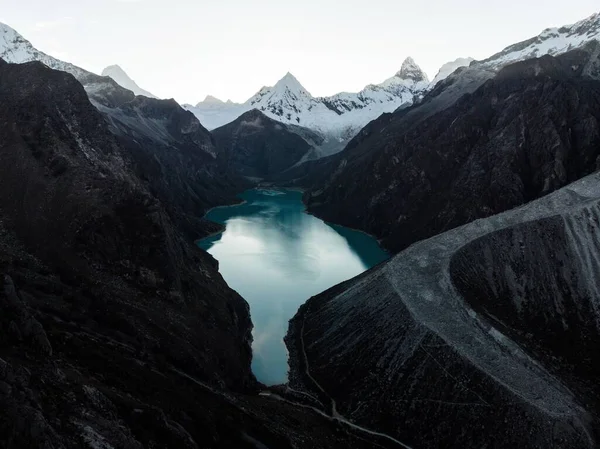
xmin=302 ymin=43 xmax=600 ymax=252
xmin=212 ymin=109 xmax=314 ymax=179
xmin=278 ymin=43 xmax=600 ymax=448
xmin=0 ymin=60 xmax=382 ymax=448
xmin=3 ymin=22 xmax=600 ymax=449
xmin=286 ymin=171 xmax=600 ymax=448
xmin=86 ymin=74 xmax=249 ymax=239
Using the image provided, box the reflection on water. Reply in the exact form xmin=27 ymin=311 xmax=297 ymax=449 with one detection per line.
xmin=198 ymin=189 xmax=389 ymax=385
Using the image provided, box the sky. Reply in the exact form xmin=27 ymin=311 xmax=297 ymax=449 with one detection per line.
xmin=0 ymin=0 xmax=598 ymax=104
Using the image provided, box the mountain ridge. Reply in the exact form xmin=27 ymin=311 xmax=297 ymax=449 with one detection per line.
xmin=185 ymin=57 xmax=430 ymax=156
xmin=186 ymin=11 xmax=600 ymax=155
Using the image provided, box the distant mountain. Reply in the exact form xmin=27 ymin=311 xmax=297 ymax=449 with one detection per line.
xmin=212 ymin=109 xmax=314 ymax=179
xmin=187 ymin=96 xmax=245 ymax=131
xmin=185 ymin=58 xmax=430 ymax=156
xmin=197 ymin=95 xmax=237 ymax=108
xmin=101 ymin=64 xmax=157 ymax=98
xmin=187 ymin=12 xmax=600 ymax=160
xmin=0 ymin=22 xmax=138 ymax=108
xmin=430 ymin=57 xmax=474 ymax=87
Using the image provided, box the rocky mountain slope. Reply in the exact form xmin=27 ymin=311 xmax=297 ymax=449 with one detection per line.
xmin=212 ymin=109 xmax=315 ymax=179
xmin=0 ymin=21 xmax=244 ymax=238
xmin=0 ymin=22 xmax=134 ymax=108
xmin=0 ymin=58 xmax=388 ymax=449
xmin=0 ymin=58 xmax=251 ymax=445
xmin=101 ymin=64 xmax=157 ymax=98
xmin=185 ymin=58 xmax=430 ymax=156
xmin=94 ymin=91 xmax=246 ymax=239
xmin=303 ymin=42 xmax=600 ymax=252
xmin=287 ymin=169 xmax=600 ymax=448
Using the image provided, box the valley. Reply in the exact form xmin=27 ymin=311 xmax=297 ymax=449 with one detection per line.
xmin=197 ymin=189 xmax=388 ymax=385
xmin=0 ymin=8 xmax=600 ymax=449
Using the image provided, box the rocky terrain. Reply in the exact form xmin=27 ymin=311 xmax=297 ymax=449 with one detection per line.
xmin=303 ymin=43 xmax=600 ymax=252
xmin=287 ymin=170 xmax=600 ymax=448
xmin=2 ymin=9 xmax=600 ymax=449
xmin=212 ymin=109 xmax=315 ymax=179
xmin=94 ymin=90 xmax=247 ymax=239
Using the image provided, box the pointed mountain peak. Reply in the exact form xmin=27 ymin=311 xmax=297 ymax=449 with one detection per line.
xmin=202 ymin=95 xmax=225 ymax=104
xmin=0 ymin=22 xmax=18 ymax=35
xmin=274 ymin=71 xmax=310 ymax=95
xmin=101 ymin=64 xmax=157 ymax=98
xmin=0 ymin=22 xmax=34 ymax=60
xmin=0 ymin=22 xmax=24 ymax=43
xmin=101 ymin=64 xmax=127 ymax=77
xmin=396 ymin=57 xmax=429 ymax=83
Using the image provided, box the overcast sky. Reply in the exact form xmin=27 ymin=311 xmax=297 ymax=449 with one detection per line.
xmin=0 ymin=0 xmax=598 ymax=103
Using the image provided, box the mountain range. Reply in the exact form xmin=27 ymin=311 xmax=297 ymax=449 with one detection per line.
xmin=1 ymin=9 xmax=600 ymax=449
xmin=184 ymin=57 xmax=432 ymax=154
xmin=3 ymin=12 xmax=600 ymax=161
xmin=182 ymin=12 xmax=600 ymax=156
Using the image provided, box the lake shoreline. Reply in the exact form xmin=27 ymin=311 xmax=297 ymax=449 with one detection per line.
xmin=196 ymin=188 xmax=389 ymax=386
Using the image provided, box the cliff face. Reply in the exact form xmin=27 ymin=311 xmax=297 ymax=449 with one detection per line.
xmin=304 ymin=44 xmax=600 ymax=253
xmin=94 ymin=87 xmax=249 ymax=240
xmin=287 ymin=172 xmax=600 ymax=448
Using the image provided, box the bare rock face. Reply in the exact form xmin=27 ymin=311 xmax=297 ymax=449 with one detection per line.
xmin=92 ymin=81 xmax=249 ymax=240
xmin=304 ymin=43 xmax=600 ymax=253
xmin=287 ymin=172 xmax=600 ymax=449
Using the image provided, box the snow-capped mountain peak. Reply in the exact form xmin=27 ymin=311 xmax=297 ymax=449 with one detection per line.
xmin=245 ymin=71 xmax=314 ymax=118
xmin=0 ymin=22 xmax=86 ymax=79
xmin=185 ymin=62 xmax=431 ymax=155
xmin=185 ymin=11 xmax=600 ymax=159
xmin=101 ymin=64 xmax=157 ymax=98
xmin=397 ymin=56 xmax=429 ymax=83
xmin=272 ymin=71 xmax=312 ymax=97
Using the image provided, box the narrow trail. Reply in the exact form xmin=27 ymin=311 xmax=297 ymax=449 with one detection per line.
xmin=290 ymin=304 xmax=415 ymax=449
xmin=172 ymin=319 xmax=414 ymax=448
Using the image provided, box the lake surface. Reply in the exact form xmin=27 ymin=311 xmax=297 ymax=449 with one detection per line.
xmin=198 ymin=189 xmax=389 ymax=385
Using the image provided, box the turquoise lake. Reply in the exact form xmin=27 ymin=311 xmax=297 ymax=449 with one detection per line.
xmin=198 ymin=189 xmax=389 ymax=385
